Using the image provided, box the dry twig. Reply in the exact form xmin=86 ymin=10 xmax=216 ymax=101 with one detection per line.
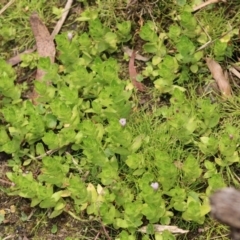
xmin=51 ymin=0 xmax=74 ymax=39
xmin=0 ymin=178 xmax=14 ymax=186
xmin=2 ymin=235 xmax=16 ymax=240
xmin=229 ymin=67 xmax=240 ymax=80
xmin=0 ymin=0 xmax=15 ymax=15
xmin=94 ymin=232 xmax=100 ymax=240
xmin=26 ymin=148 xmax=60 ymax=161
xmin=192 ymin=0 xmax=226 ymax=12
xmin=101 ymin=222 xmax=111 ymax=240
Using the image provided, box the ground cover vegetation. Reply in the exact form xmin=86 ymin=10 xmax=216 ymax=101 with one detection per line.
xmin=1 ymin=0 xmax=240 ymax=239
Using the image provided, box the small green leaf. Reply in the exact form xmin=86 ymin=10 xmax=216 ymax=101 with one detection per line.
xmin=190 ymin=64 xmax=198 ymax=73
xmin=36 ymin=142 xmax=45 ymax=155
xmin=54 ymin=200 xmax=66 ymax=211
xmin=176 ymin=36 xmax=195 ymax=63
xmin=42 ymin=131 xmax=59 ymax=149
xmin=207 ymin=174 xmax=226 ymax=194
xmin=180 ymin=11 xmax=197 ymax=32
xmin=176 ymin=0 xmax=186 ymax=6
xmin=133 ymin=168 xmax=145 ymax=176
xmin=0 ymin=127 xmax=10 ymax=145
xmin=214 ymin=40 xmax=227 ymax=58
xmin=136 ymin=74 xmax=143 ymax=82
xmin=49 ymin=209 xmax=63 ymax=218
xmin=77 ymin=9 xmax=98 ymax=21
xmin=116 ymin=218 xmax=129 ymax=228
xmin=40 ymin=198 xmax=56 ymax=208
xmin=193 ymin=51 xmax=203 ymax=62
xmin=198 ymin=136 xmax=218 ymax=155
xmin=173 ymin=201 xmax=187 ymax=211
xmin=182 ymin=155 xmax=202 ymax=183
xmin=51 ymin=191 xmax=63 ymax=202
xmin=130 ymin=135 xmax=144 ymax=152
xmin=126 ymin=153 xmax=143 ymax=169
xmin=104 ymin=32 xmax=118 ymax=49
xmin=182 ymin=199 xmax=205 ymax=224
xmin=23 ymin=159 xmax=32 ymax=166
xmin=117 ymin=21 xmax=132 ymax=42
xmin=168 ymin=25 xmax=181 ymax=42
xmin=31 ymin=198 xmax=42 ymax=207
xmin=152 ymin=56 xmax=162 ymax=65
xmin=0 ymin=212 xmax=5 ymax=224
xmin=143 ymin=42 xmax=158 ymax=53
xmin=51 ymin=224 xmax=58 ymax=233
xmin=155 ymin=151 xmax=178 ymax=190
xmin=139 ymin=21 xmax=158 ymax=42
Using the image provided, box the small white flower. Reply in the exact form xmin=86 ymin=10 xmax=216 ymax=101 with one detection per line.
xmin=67 ymin=32 xmax=73 ymax=41
xmin=119 ymin=118 xmax=127 ymax=126
xmin=150 ymin=182 xmax=159 ymax=190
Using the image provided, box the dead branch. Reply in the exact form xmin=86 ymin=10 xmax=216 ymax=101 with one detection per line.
xmin=51 ymin=0 xmax=74 ymax=39
xmin=0 ymin=0 xmax=15 ymax=15
xmin=192 ymin=0 xmax=226 ymax=12
xmin=0 ymin=178 xmax=15 ymax=186
xmin=101 ymin=222 xmax=111 ymax=240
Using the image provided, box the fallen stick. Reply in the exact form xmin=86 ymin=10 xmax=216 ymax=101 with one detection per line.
xmin=192 ymin=0 xmax=226 ymax=12
xmin=0 ymin=178 xmax=14 ymax=186
xmin=0 ymin=0 xmax=15 ymax=15
xmin=51 ymin=0 xmax=73 ymax=39
xmin=229 ymin=67 xmax=240 ymax=80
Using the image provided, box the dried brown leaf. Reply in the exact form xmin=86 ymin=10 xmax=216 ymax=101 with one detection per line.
xmin=129 ymin=50 xmax=147 ymax=92
xmin=7 ymin=0 xmax=73 ymax=66
xmin=29 ymin=12 xmax=56 ymax=104
xmin=206 ymin=57 xmax=231 ymax=97
xmin=123 ymin=46 xmax=149 ymax=62
xmin=30 ymin=12 xmax=56 ymax=80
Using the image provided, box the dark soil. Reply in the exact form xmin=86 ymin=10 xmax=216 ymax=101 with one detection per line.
xmin=0 ymin=192 xmax=111 ymax=240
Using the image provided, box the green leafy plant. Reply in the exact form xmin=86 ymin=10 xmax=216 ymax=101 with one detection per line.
xmin=139 ymin=21 xmax=167 ymax=57
xmin=140 ymin=13 xmax=205 ymax=93
xmin=1 ymin=2 xmax=240 ymax=239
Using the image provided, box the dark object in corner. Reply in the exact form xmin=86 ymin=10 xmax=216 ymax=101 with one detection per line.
xmin=210 ymin=187 xmax=240 ymax=240
xmin=0 ymin=152 xmax=11 ymax=161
